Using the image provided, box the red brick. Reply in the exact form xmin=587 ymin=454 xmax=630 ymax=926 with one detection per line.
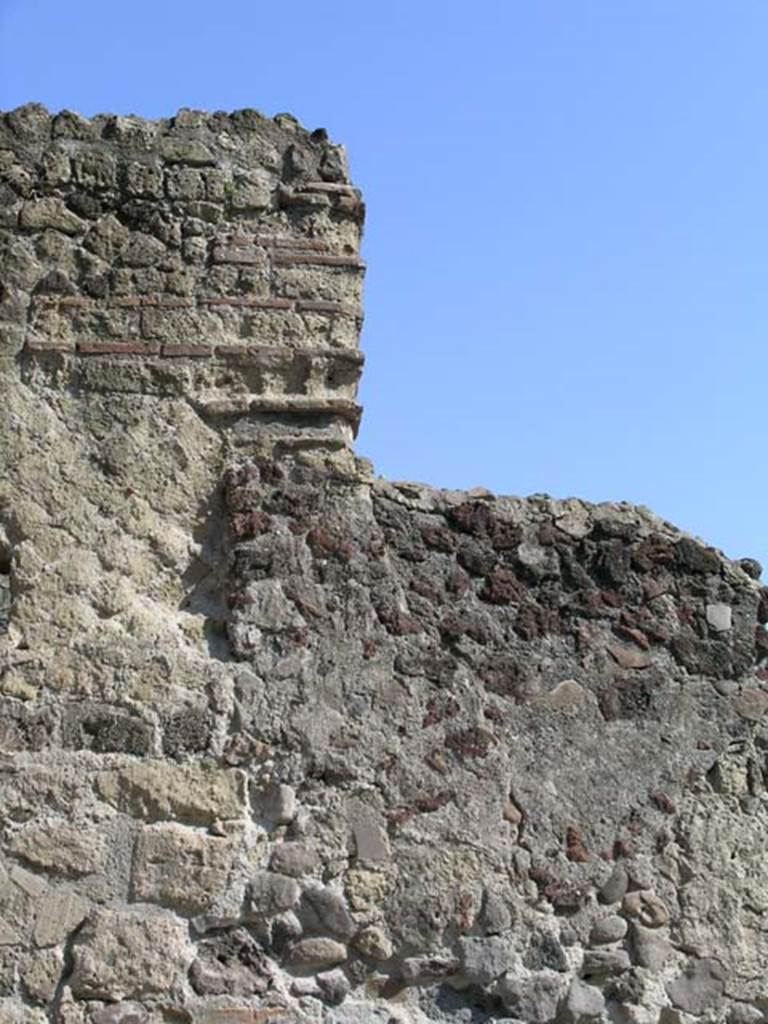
xmin=25 ymin=339 xmax=74 ymax=353
xmin=272 ymin=252 xmax=365 ymax=270
xmin=296 ymin=299 xmax=359 ymax=316
xmin=301 ymin=181 xmax=359 ymax=196
xmin=152 ymin=297 xmax=195 ymax=308
xmin=200 ymin=296 xmax=293 ymax=310
xmin=212 ymin=244 xmax=265 ymax=265
xmin=161 ymin=344 xmax=212 ymax=358
xmin=255 ymin=236 xmax=332 ymax=252
xmin=76 ymin=341 xmax=160 ymax=355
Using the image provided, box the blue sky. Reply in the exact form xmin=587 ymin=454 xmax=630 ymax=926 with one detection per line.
xmin=2 ymin=1 xmax=767 ymax=570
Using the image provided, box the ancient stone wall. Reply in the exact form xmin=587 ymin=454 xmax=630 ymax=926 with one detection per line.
xmin=1 ymin=105 xmax=768 ymax=1024
xmin=1 ymin=103 xmax=364 ymax=449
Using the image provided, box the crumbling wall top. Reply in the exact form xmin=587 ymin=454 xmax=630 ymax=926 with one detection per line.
xmin=0 ymin=104 xmax=366 ymax=446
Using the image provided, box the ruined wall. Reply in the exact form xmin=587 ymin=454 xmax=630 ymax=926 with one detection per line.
xmin=1 ymin=102 xmax=364 ymax=447
xmin=1 ymin=105 xmax=768 ymax=1024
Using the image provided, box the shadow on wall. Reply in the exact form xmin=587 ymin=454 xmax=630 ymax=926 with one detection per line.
xmin=179 ymin=484 xmax=232 ymax=663
xmin=0 ymin=528 xmax=12 ymax=637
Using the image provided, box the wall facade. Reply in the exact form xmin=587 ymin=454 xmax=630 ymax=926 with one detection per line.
xmin=1 ymin=106 xmax=768 ymax=1024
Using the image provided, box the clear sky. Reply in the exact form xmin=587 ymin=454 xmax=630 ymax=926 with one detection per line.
xmin=2 ymin=1 xmax=767 ymax=570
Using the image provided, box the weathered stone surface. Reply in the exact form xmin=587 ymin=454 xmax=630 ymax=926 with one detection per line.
xmin=246 ymin=871 xmax=301 ymax=919
xmin=300 ymin=884 xmax=356 ymax=940
xmin=598 ymin=863 xmax=629 ymax=904
xmin=589 ymin=914 xmax=627 ymax=945
xmin=316 ymin=968 xmax=351 ymax=1006
xmin=189 ymin=928 xmax=272 ymax=996
xmin=252 ymin=782 xmax=297 ymax=825
xmin=562 ymin=978 xmax=606 ymax=1022
xmin=19 ymin=947 xmax=63 ymax=1004
xmin=97 ymin=762 xmax=245 ymax=824
xmin=288 ymin=937 xmax=348 ymax=970
xmin=90 ymin=1004 xmax=149 ymax=1024
xmin=581 ymin=949 xmax=631 ymax=979
xmin=70 ymin=907 xmax=192 ymax=999
xmin=131 ymin=822 xmax=238 ymax=915
xmin=629 ymin=921 xmax=671 ymax=970
xmin=495 ymin=970 xmax=567 ymax=1023
xmin=666 ymin=957 xmax=726 ymax=1014
xmin=33 ymin=888 xmax=90 ymax=947
xmin=9 ymin=821 xmax=108 ymax=876
xmin=353 ymin=925 xmax=393 ymax=961
xmin=457 ymin=935 xmax=512 ymax=986
xmin=269 ymin=842 xmax=319 ymax=877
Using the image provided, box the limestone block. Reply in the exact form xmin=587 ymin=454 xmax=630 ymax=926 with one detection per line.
xmin=629 ymin=922 xmax=671 ymax=970
xmin=189 ymin=928 xmax=272 ymax=997
xmin=131 ymin=822 xmax=238 ymax=916
xmin=317 ymin=968 xmax=350 ymax=1006
xmin=19 ymin=198 xmax=85 ymax=234
xmin=19 ymin=946 xmax=63 ymax=1003
xmin=96 ymin=761 xmax=246 ymax=825
xmin=666 ymin=957 xmax=725 ymax=1014
xmin=269 ymin=842 xmax=319 ymax=877
xmin=70 ymin=906 xmax=193 ymax=1000
xmin=8 ymin=821 xmax=108 ymax=877
xmin=33 ymin=888 xmax=90 ymax=947
xmin=346 ymin=799 xmax=389 ymax=865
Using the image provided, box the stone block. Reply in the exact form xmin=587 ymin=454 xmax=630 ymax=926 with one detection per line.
xmin=9 ymin=821 xmax=108 ymax=877
xmin=562 ymin=978 xmax=606 ymax=1022
xmin=288 ymin=937 xmax=348 ymax=971
xmin=269 ymin=842 xmax=319 ymax=878
xmin=252 ymin=781 xmax=297 ymax=825
xmin=20 ymin=198 xmax=85 ymax=234
xmin=132 ymin=822 xmax=239 ymax=916
xmin=70 ymin=906 xmax=192 ymax=1000
xmin=33 ymin=888 xmax=90 ymax=947
xmin=707 ymin=603 xmax=733 ymax=631
xmin=666 ymin=957 xmax=725 ymax=1015
xmin=589 ymin=914 xmax=627 ymax=945
xmin=96 ymin=761 xmax=246 ymax=825
xmin=246 ymin=871 xmax=300 ymax=920
xmin=299 ymin=883 xmax=356 ymax=940
xmin=457 ymin=935 xmax=512 ymax=986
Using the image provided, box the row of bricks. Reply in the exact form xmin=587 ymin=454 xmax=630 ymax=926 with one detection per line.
xmin=32 ymin=296 xmax=362 ymax=317
xmin=216 ymin=234 xmax=339 ymax=251
xmin=25 ymin=339 xmax=365 ymax=362
xmin=296 ymin=182 xmax=362 ymax=197
xmin=209 ymin=229 xmax=362 ymax=266
xmin=195 ymin=393 xmax=362 ymax=429
xmin=212 ymin=246 xmax=365 ymax=270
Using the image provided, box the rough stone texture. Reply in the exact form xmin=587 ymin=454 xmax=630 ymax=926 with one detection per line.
xmin=69 ymin=905 xmax=193 ymax=999
xmin=2 ymin=103 xmax=768 ymax=1024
